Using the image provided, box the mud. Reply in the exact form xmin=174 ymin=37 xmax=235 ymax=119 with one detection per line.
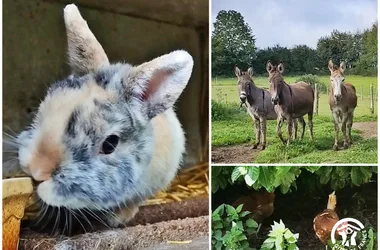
xmin=211 ymin=143 xmax=259 ymax=164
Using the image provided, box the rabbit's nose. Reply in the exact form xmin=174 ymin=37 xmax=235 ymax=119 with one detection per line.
xmin=30 ymin=169 xmax=52 ymax=182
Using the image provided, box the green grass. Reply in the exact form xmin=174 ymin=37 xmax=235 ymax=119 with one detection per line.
xmin=212 ymin=102 xmax=377 ymax=163
xmin=212 ymin=75 xmax=378 ymax=116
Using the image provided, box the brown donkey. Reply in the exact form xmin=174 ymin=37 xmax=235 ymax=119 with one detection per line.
xmin=328 ymin=60 xmax=357 ymax=150
xmin=235 ymin=66 xmax=304 ymax=149
xmin=266 ymin=61 xmax=314 ymax=145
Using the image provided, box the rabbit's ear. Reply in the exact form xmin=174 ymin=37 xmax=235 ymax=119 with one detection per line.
xmin=126 ymin=50 xmax=193 ymax=119
xmin=64 ymin=4 xmax=109 ymax=75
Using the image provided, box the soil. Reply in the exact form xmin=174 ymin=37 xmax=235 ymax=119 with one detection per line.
xmin=211 ymin=143 xmax=260 ymax=163
xmin=19 ymin=197 xmax=209 ymax=250
xmin=352 ymin=121 xmax=377 ymax=139
xmin=211 ymin=121 xmax=378 ymax=164
xmin=19 ymin=216 xmax=209 ymax=250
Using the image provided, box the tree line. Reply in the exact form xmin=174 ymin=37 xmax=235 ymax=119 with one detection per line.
xmin=212 ymin=10 xmax=377 ymax=77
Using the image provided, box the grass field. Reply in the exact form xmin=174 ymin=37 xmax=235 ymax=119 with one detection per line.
xmin=211 ymin=75 xmax=378 ymax=163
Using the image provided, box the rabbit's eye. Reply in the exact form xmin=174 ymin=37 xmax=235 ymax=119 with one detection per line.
xmin=101 ymin=135 xmax=119 ymax=154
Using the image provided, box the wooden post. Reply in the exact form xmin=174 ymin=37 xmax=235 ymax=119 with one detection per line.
xmin=361 ymin=85 xmax=363 ymax=100
xmin=314 ymin=83 xmax=319 ymax=115
xmin=370 ymin=84 xmax=374 ymax=114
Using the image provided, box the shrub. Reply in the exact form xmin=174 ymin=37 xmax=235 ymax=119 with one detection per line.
xmin=296 ymin=74 xmax=327 ymax=94
xmin=212 ymin=204 xmax=259 ymax=250
xmin=212 ymin=166 xmax=378 ymax=194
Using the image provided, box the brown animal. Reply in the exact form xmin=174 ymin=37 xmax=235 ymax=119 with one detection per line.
xmin=232 ymin=190 xmax=275 ymax=223
xmin=313 ymin=191 xmax=339 ymax=245
xmin=328 ymin=60 xmax=358 ymax=150
xmin=235 ymin=66 xmax=305 ymax=149
xmin=266 ymin=61 xmax=314 ymax=145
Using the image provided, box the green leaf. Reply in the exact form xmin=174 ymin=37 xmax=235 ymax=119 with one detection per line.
xmin=235 ymin=204 xmax=243 ymax=213
xmin=246 ymin=219 xmax=258 ymax=229
xmin=239 ymin=211 xmax=251 ymax=217
xmin=232 ymin=167 xmax=244 ymax=182
xmin=258 ymin=167 xmax=276 ymax=192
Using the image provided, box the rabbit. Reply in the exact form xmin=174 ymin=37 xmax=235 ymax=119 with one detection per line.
xmin=15 ymin=4 xmax=193 ymax=227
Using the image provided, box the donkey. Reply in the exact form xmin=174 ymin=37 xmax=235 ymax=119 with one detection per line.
xmin=266 ymin=61 xmax=314 ymax=145
xmin=235 ymin=66 xmax=277 ymax=150
xmin=328 ymin=60 xmax=357 ymax=150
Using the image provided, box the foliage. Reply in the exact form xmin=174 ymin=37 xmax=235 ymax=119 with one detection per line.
xmin=295 ymin=74 xmax=327 ymax=93
xmin=212 ymin=10 xmax=257 ymax=77
xmin=212 ymin=166 xmax=235 ymax=193
xmin=212 ymin=166 xmax=377 ymax=193
xmin=212 ymin=9 xmax=377 ymax=77
xmin=260 ymin=220 xmax=299 ymax=250
xmin=212 ymin=204 xmax=259 ymax=250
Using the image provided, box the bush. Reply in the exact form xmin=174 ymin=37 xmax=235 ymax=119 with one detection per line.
xmin=212 ymin=166 xmax=378 ymax=194
xmin=212 ymin=204 xmax=259 ymax=250
xmin=296 ymin=74 xmax=328 ymax=94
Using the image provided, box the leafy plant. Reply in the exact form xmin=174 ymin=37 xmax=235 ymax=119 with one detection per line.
xmin=260 ymin=220 xmax=299 ymax=250
xmin=219 ymin=166 xmax=377 ymax=194
xmin=212 ymin=204 xmax=259 ymax=250
xmin=296 ymin=74 xmax=327 ymax=93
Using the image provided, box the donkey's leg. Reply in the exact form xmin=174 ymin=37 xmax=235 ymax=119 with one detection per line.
xmin=260 ymin=117 xmax=267 ymax=150
xmin=332 ymin=112 xmax=340 ymax=150
xmin=299 ymin=117 xmax=306 ymax=140
xmin=347 ymin=112 xmax=354 ymax=145
xmin=307 ymin=112 xmax=314 ymax=141
xmin=341 ymin=113 xmax=349 ymax=149
xmin=252 ymin=118 xmax=260 ymax=149
xmin=287 ymin=117 xmax=293 ymax=146
xmin=277 ymin=116 xmax=285 ymax=144
xmin=293 ymin=119 xmax=298 ymax=140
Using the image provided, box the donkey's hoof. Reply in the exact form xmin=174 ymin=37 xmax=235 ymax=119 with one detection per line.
xmin=343 ymin=143 xmax=349 ymax=149
xmin=252 ymin=144 xmax=259 ymax=149
xmin=260 ymin=145 xmax=266 ymax=150
xmin=333 ymin=145 xmax=339 ymax=151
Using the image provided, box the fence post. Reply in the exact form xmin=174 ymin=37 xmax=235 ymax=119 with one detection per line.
xmin=314 ymin=83 xmax=319 ymax=115
xmin=361 ymin=85 xmax=363 ymax=100
xmin=370 ymin=84 xmax=374 ymax=114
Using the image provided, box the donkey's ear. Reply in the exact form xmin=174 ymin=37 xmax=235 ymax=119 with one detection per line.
xmin=328 ymin=60 xmax=335 ymax=73
xmin=234 ymin=65 xmax=241 ymax=77
xmin=247 ymin=67 xmax=254 ymax=77
xmin=64 ymin=4 xmax=109 ymax=75
xmin=266 ymin=61 xmax=274 ymax=73
xmin=339 ymin=62 xmax=346 ymax=73
xmin=126 ymin=50 xmax=193 ymax=119
xmin=277 ymin=62 xmax=284 ymax=73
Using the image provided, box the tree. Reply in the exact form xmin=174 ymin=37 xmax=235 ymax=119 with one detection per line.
xmin=212 ymin=10 xmax=256 ymax=77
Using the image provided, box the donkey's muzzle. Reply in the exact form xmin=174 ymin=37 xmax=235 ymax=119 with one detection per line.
xmin=271 ymin=97 xmax=279 ymax=105
xmin=240 ymin=95 xmax=247 ymax=103
xmin=334 ymin=94 xmax=342 ymax=102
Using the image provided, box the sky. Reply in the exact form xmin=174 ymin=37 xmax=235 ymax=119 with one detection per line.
xmin=212 ymin=0 xmax=377 ymax=49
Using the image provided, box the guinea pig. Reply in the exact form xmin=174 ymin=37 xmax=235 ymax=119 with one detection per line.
xmin=14 ymin=4 xmax=193 ymax=227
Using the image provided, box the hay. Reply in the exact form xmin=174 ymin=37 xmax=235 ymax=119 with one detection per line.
xmin=144 ymin=162 xmax=209 ymax=206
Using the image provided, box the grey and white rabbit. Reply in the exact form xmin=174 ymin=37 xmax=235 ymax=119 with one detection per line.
xmin=15 ymin=4 xmax=193 ymax=227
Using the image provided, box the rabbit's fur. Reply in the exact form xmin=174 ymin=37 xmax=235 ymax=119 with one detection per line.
xmin=16 ymin=4 xmax=193 ymax=227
